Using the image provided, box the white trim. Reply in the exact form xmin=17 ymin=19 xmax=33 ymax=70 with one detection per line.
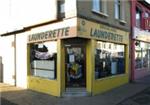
xmin=119 ymin=19 xmax=127 ymax=24
xmin=92 ymin=9 xmax=109 ymax=17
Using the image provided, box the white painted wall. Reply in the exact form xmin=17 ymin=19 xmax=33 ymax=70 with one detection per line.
xmin=0 ymin=33 xmax=28 ymax=88
xmin=0 ymin=32 xmax=28 ymax=88
xmin=0 ymin=36 xmax=15 ymax=85
xmin=16 ymin=33 xmax=28 ymax=88
xmin=65 ymin=0 xmax=77 ymax=18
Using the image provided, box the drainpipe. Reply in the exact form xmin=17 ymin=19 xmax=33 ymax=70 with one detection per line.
xmin=130 ymin=0 xmax=136 ymax=81
xmin=14 ymin=34 xmax=17 ymax=86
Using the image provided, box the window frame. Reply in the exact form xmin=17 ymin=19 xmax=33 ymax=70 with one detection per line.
xmin=115 ymin=0 xmax=121 ymax=19
xmin=114 ymin=0 xmax=126 ymax=23
xmin=95 ymin=41 xmax=126 ymax=79
xmin=57 ymin=0 xmax=65 ymax=18
xmin=29 ymin=41 xmax=57 ymax=80
xmin=92 ymin=0 xmax=108 ymax=17
xmin=135 ymin=7 xmax=142 ymax=28
xmin=135 ymin=41 xmax=150 ymax=70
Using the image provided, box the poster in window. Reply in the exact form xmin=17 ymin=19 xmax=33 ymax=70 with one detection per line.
xmin=69 ymin=54 xmax=75 ymax=63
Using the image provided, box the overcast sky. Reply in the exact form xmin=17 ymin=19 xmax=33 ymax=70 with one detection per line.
xmin=0 ymin=0 xmax=149 ymax=34
xmin=145 ymin=0 xmax=150 ymax=4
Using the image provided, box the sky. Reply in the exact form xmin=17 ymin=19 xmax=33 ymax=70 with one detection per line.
xmin=0 ymin=0 xmax=149 ymax=34
xmin=0 ymin=0 xmax=57 ymax=33
xmin=145 ymin=0 xmax=150 ymax=4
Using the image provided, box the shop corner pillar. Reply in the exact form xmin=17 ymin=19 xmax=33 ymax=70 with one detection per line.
xmin=86 ymin=39 xmax=95 ymax=94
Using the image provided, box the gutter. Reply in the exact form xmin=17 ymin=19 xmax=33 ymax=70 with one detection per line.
xmin=0 ymin=19 xmax=62 ymax=37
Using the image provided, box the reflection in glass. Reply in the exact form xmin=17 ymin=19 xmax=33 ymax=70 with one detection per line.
xmin=95 ymin=41 xmax=125 ymax=79
xmin=135 ymin=41 xmax=150 ymax=70
xmin=30 ymin=41 xmax=57 ymax=79
xmin=136 ymin=7 xmax=142 ymax=28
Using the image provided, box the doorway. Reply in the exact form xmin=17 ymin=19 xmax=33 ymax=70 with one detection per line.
xmin=65 ymin=44 xmax=86 ymax=88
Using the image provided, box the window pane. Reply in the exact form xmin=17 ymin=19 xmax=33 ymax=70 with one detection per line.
xmin=95 ymin=41 xmax=125 ymax=79
xmin=121 ymin=1 xmax=125 ymax=20
xmin=115 ymin=0 xmax=121 ymax=19
xmin=136 ymin=8 xmax=141 ymax=28
xmin=135 ymin=42 xmax=150 ymax=70
xmin=93 ymin=0 xmax=100 ymax=12
xmin=30 ymin=41 xmax=57 ymax=79
xmin=103 ymin=0 xmax=107 ymax=14
xmin=60 ymin=1 xmax=65 ymax=13
xmin=145 ymin=12 xmax=149 ymax=18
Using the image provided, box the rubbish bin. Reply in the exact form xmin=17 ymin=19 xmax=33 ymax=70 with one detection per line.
xmin=111 ymin=62 xmax=117 ymax=75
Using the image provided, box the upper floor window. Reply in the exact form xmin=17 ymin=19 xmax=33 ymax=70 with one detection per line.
xmin=60 ymin=0 xmax=65 ymax=13
xmin=92 ymin=0 xmax=107 ymax=15
xmin=114 ymin=0 xmax=125 ymax=21
xmin=145 ymin=12 xmax=149 ymax=18
xmin=58 ymin=0 xmax=65 ymax=18
xmin=136 ymin=7 xmax=142 ymax=28
xmin=115 ymin=0 xmax=121 ymax=19
xmin=144 ymin=12 xmax=150 ymax=31
xmin=93 ymin=0 xmax=102 ymax=12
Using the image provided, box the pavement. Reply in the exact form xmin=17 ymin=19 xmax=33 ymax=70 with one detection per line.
xmin=117 ymin=88 xmax=150 ymax=105
xmin=0 ymin=76 xmax=150 ymax=105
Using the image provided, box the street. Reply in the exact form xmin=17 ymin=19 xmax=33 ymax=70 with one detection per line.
xmin=1 ymin=77 xmax=150 ymax=105
xmin=118 ymin=88 xmax=150 ymax=105
xmin=1 ymin=98 xmax=18 ymax=105
xmin=1 ymin=88 xmax=150 ymax=105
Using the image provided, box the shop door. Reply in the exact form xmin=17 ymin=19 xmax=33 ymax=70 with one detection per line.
xmin=65 ymin=45 xmax=86 ymax=88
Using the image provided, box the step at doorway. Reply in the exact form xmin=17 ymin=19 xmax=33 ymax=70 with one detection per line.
xmin=62 ymin=88 xmax=90 ymax=97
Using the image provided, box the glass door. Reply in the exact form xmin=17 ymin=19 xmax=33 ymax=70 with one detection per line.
xmin=65 ymin=45 xmax=86 ymax=88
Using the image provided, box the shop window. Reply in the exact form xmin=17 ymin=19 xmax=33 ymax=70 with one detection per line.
xmin=135 ymin=41 xmax=150 ymax=70
xmin=92 ymin=0 xmax=107 ymax=16
xmin=136 ymin=7 xmax=142 ymax=28
xmin=95 ymin=41 xmax=125 ymax=79
xmin=30 ymin=41 xmax=57 ymax=79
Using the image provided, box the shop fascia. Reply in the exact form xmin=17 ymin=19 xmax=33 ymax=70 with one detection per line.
xmin=77 ymin=18 xmax=128 ymax=44
xmin=90 ymin=28 xmax=123 ymax=42
xmin=28 ymin=27 xmax=70 ymax=42
xmin=133 ymin=27 xmax=150 ymax=42
xmin=28 ymin=18 xmax=129 ymax=43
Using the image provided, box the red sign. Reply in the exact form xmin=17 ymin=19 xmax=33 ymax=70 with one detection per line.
xmin=144 ymin=18 xmax=150 ymax=30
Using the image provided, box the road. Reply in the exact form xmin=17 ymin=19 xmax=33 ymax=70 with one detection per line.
xmin=1 ymin=97 xmax=18 ymax=105
xmin=1 ymin=87 xmax=150 ymax=105
xmin=118 ymin=87 xmax=150 ymax=105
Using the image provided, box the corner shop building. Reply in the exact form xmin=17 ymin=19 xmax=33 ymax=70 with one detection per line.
xmin=0 ymin=17 xmax=129 ymax=97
